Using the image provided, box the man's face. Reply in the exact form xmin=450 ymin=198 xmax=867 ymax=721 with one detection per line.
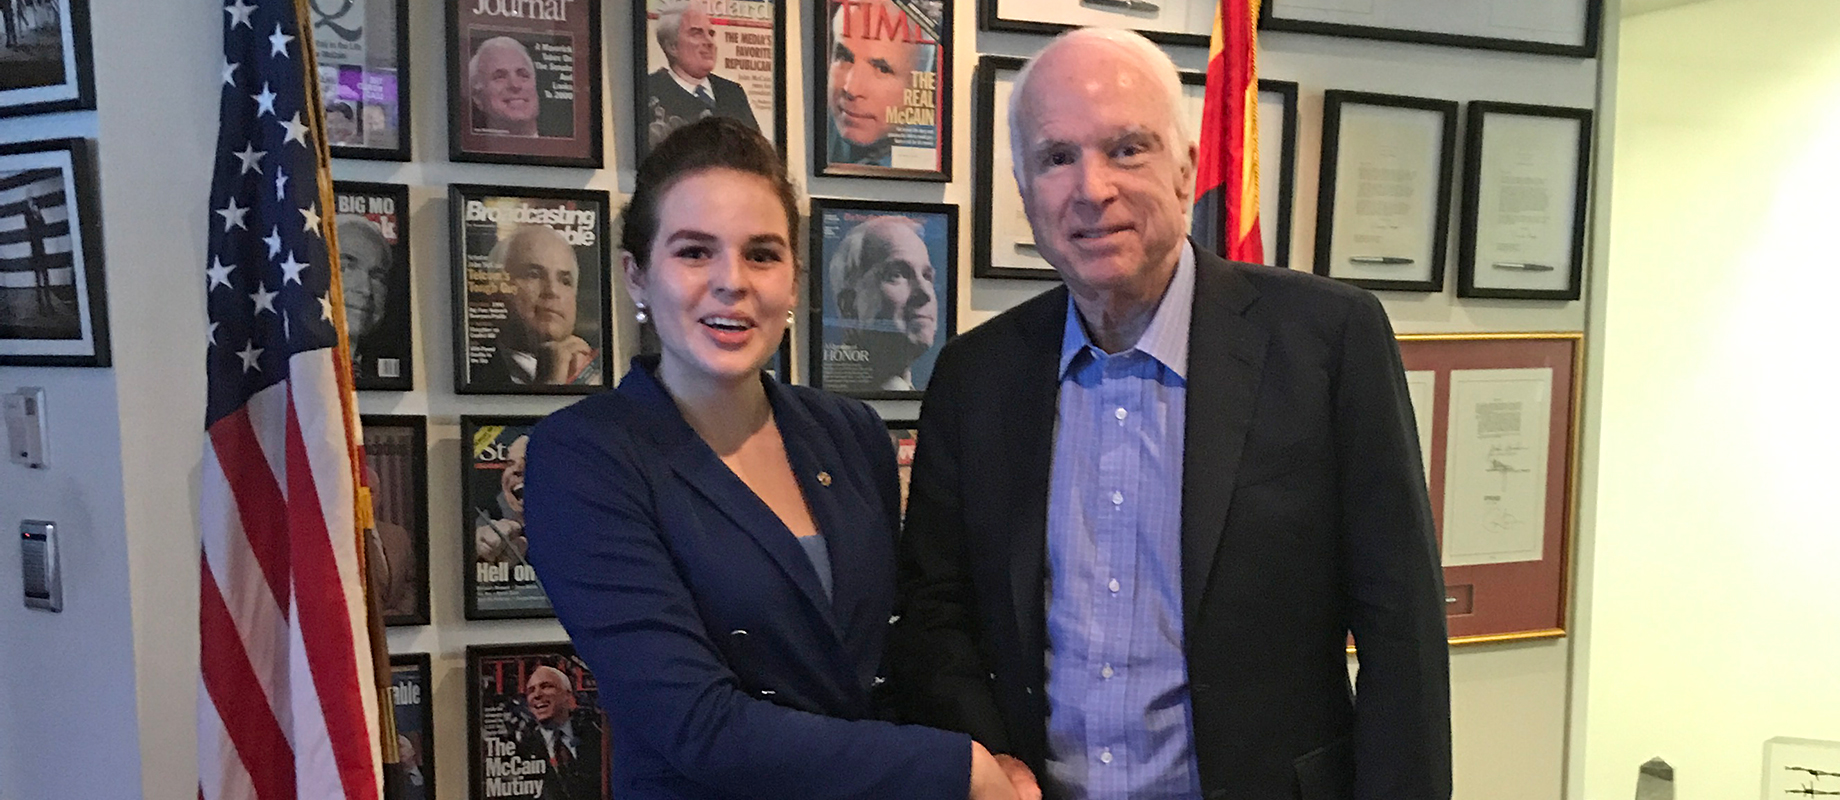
xmin=668 ymin=8 xmax=718 ymax=80
xmin=338 ymin=224 xmax=389 ymax=339
xmin=503 ymin=230 xmax=580 ymax=345
xmin=827 ymin=3 xmax=917 ymax=146
xmin=471 ymin=43 xmax=538 ymax=126
xmin=847 ymin=223 xmax=936 ymax=347
xmin=1013 ymin=42 xmax=1196 ymax=296
xmin=327 ymin=108 xmax=359 ymax=144
xmin=524 ymin=667 xmax=575 ymax=726
xmin=501 ymin=436 xmax=527 ymax=519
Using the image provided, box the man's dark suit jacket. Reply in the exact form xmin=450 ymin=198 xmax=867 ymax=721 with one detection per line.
xmin=645 ymin=68 xmax=759 ymax=149
xmin=890 ymin=246 xmax=1452 ymax=800
xmin=515 ymin=712 xmax=604 ymax=800
xmin=524 ymin=357 xmax=971 ymax=800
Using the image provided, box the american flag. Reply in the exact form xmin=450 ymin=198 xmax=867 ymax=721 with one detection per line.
xmin=200 ymin=1 xmax=384 ymax=799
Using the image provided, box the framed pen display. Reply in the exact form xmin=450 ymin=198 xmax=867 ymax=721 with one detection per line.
xmin=1261 ymin=0 xmax=1600 ymax=58
xmin=361 ymin=414 xmax=430 ymax=627
xmin=335 ymin=181 xmax=413 ymax=389
xmin=809 ymin=199 xmax=957 ymax=399
xmin=811 ymin=0 xmax=951 ymax=181
xmin=446 ymin=0 xmax=604 ymax=167
xmin=0 ymin=138 xmax=108 ymax=367
xmin=980 ymin=0 xmax=1210 ymax=47
xmin=886 ymin=421 xmax=918 ymax=516
xmin=386 ymin=653 xmax=435 ymax=800
xmin=1457 ymin=102 xmax=1592 ymax=301
xmin=1312 ymin=90 xmax=1458 ymax=293
xmin=0 ymin=0 xmax=95 ymax=118
xmin=465 ymin=643 xmax=611 ymax=800
xmin=313 ymin=0 xmax=412 ymax=160
xmin=450 ymin=184 xmax=611 ymax=395
xmin=633 ymin=0 xmax=786 ymax=163
xmin=1396 ymin=332 xmax=1581 ymax=645
xmin=462 ymin=415 xmax=554 ymax=620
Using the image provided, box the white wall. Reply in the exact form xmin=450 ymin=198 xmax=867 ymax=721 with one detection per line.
xmin=1575 ymin=0 xmax=1840 ymax=796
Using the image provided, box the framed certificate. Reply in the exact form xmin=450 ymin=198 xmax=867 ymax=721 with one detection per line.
xmin=1457 ymin=102 xmax=1593 ymax=301
xmin=0 ymin=138 xmax=108 ymax=367
xmin=1261 ymin=0 xmax=1600 ymax=58
xmin=360 ymin=414 xmax=429 ymax=627
xmin=462 ymin=415 xmax=553 ymax=620
xmin=0 ymin=0 xmax=95 ymax=118
xmin=314 ymin=0 xmax=412 ymax=161
xmin=334 ymin=181 xmax=413 ymax=390
xmin=386 ymin=653 xmax=435 ymax=800
xmin=809 ymin=198 xmax=957 ymax=400
xmin=1397 ymin=332 xmax=1581 ymax=645
xmin=981 ymin=0 xmax=1211 ymax=48
xmin=1312 ymin=90 xmax=1458 ymax=293
xmin=446 ymin=0 xmax=604 ymax=167
xmin=811 ymin=0 xmax=952 ymax=181
xmin=632 ymin=0 xmax=786 ymax=163
xmin=465 ymin=643 xmax=611 ymax=800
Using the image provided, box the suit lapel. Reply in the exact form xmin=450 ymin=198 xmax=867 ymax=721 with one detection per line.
xmin=767 ymin=382 xmax=857 ymax=641
xmin=1006 ymin=289 xmax=1068 ymax=663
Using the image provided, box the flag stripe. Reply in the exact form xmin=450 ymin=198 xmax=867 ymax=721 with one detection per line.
xmin=201 ymin=562 xmax=299 ymax=800
xmin=198 ymin=676 xmax=259 ymax=800
xmin=210 ymin=407 xmax=292 ymax=611
xmin=1194 ymin=0 xmax=1263 ymax=263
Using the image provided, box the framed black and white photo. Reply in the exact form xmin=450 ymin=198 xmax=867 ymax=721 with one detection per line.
xmin=450 ymin=184 xmax=611 ymax=395
xmin=462 ymin=414 xmax=553 ymax=620
xmin=0 ymin=0 xmax=94 ymax=118
xmin=809 ymin=198 xmax=956 ymax=400
xmin=811 ymin=0 xmax=951 ymax=181
xmin=447 ymin=0 xmax=604 ymax=167
xmin=313 ymin=0 xmax=412 ymax=161
xmin=386 ymin=653 xmax=435 ymax=800
xmin=1312 ymin=90 xmax=1459 ymax=293
xmin=1261 ymin=0 xmax=1601 ymax=58
xmin=0 ymin=138 xmax=107 ymax=367
xmin=1457 ymin=102 xmax=1592 ymax=301
xmin=632 ymin=0 xmax=786 ymax=163
xmin=334 ymin=181 xmax=412 ymax=390
xmin=361 ymin=414 xmax=429 ymax=627
xmin=980 ymin=0 xmax=1210 ymax=48
xmin=465 ymin=643 xmax=610 ymax=800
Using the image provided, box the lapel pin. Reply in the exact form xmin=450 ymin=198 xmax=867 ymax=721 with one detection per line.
xmin=816 ymin=471 xmax=832 ymax=486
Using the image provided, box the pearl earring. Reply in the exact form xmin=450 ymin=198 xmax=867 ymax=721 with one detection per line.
xmin=635 ymin=304 xmax=650 ymax=324
xmin=786 ymin=310 xmax=796 ymax=325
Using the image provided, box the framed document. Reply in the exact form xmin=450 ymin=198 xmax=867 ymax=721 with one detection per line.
xmin=633 ymin=0 xmax=786 ymax=163
xmin=465 ymin=643 xmax=610 ymax=800
xmin=1312 ymin=90 xmax=1458 ymax=293
xmin=334 ymin=181 xmax=413 ymax=390
xmin=1261 ymin=0 xmax=1600 ymax=58
xmin=886 ymin=421 xmax=918 ymax=516
xmin=808 ymin=198 xmax=957 ymax=399
xmin=1457 ymin=102 xmax=1592 ymax=301
xmin=462 ymin=415 xmax=553 ymax=620
xmin=1397 ymin=332 xmax=1581 ymax=645
xmin=313 ymin=0 xmax=411 ymax=161
xmin=386 ymin=653 xmax=435 ymax=800
xmin=980 ymin=0 xmax=1210 ymax=48
xmin=811 ymin=0 xmax=951 ymax=181
xmin=0 ymin=138 xmax=108 ymax=367
xmin=0 ymin=0 xmax=94 ymax=118
xmin=1762 ymin=737 xmax=1840 ymax=800
xmin=361 ymin=414 xmax=429 ymax=627
xmin=1254 ymin=79 xmax=1300 ymax=270
xmin=449 ymin=184 xmax=611 ymax=395
xmin=446 ymin=0 xmax=604 ymax=167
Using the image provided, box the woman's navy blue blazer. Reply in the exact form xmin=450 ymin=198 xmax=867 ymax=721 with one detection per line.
xmin=524 ymin=357 xmax=971 ymax=800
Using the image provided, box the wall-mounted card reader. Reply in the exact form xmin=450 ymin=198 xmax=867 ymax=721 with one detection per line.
xmin=21 ymin=520 xmax=61 ymax=612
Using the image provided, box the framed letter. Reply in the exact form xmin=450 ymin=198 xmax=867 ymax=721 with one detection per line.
xmin=1313 ymin=90 xmax=1458 ymax=293
xmin=1262 ymin=0 xmax=1599 ymax=58
xmin=980 ymin=0 xmax=1210 ymax=48
xmin=1457 ymin=101 xmax=1592 ymax=301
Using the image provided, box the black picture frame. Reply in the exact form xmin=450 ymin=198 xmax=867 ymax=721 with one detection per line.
xmin=315 ymin=0 xmax=413 ymax=161
xmin=334 ymin=180 xmax=413 ymax=390
xmin=1457 ymin=101 xmax=1592 ymax=302
xmin=0 ymin=137 xmax=108 ymax=367
xmin=449 ymin=184 xmax=612 ymax=395
xmin=808 ymin=198 xmax=958 ymax=400
xmin=810 ymin=0 xmax=953 ymax=182
xmin=361 ymin=414 xmax=429 ymax=627
xmin=386 ymin=652 xmax=436 ymax=800
xmin=1260 ymin=0 xmax=1602 ymax=59
xmin=1312 ymin=90 xmax=1459 ymax=294
xmin=464 ymin=643 xmax=611 ymax=800
xmin=0 ymin=0 xmax=95 ymax=118
xmin=461 ymin=414 xmax=553 ymax=621
xmin=445 ymin=0 xmax=605 ymax=167
xmin=631 ymin=0 xmax=788 ymax=164
xmin=979 ymin=0 xmax=1210 ymax=48
xmin=1257 ymin=79 xmax=1300 ymax=271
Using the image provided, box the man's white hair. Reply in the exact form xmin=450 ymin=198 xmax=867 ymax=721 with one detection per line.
xmin=1006 ymin=27 xmax=1190 ymax=184
xmin=468 ymin=36 xmax=535 ymax=91
xmin=654 ymin=2 xmax=695 ymax=58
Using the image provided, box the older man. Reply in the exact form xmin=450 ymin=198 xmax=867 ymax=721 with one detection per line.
xmin=517 ymin=665 xmax=603 ymax=800
xmin=824 ymin=0 xmax=932 ymax=167
xmin=890 ymin=28 xmax=1452 ymax=800
xmin=826 ymin=215 xmax=939 ymax=391
xmin=472 ymin=224 xmax=602 ymax=387
xmin=469 ymin=36 xmax=541 ymax=137
xmin=645 ymin=1 xmax=759 ymax=150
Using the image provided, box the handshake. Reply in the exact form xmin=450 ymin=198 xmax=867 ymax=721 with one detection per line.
xmin=972 ymin=743 xmax=1043 ymax=800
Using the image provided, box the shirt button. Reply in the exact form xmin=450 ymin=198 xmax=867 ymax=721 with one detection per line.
xmin=1099 ymin=748 xmax=1113 ymax=765
xmin=1111 ymin=491 xmax=1124 ymax=506
xmin=1101 ymin=663 xmax=1114 ymax=679
xmin=1108 ymin=578 xmax=1120 ymax=593
xmin=1114 ymin=407 xmax=1128 ymax=421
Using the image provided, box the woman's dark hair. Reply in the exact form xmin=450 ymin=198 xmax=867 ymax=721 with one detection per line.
xmin=620 ymin=117 xmax=800 ymax=270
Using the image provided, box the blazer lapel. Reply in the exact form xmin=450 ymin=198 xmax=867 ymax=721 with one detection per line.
xmin=765 ymin=381 xmax=855 ymax=640
xmin=1006 ymin=289 xmax=1068 ymax=664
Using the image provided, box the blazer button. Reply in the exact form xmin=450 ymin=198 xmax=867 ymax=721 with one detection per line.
xmin=817 ymin=471 xmax=832 ymax=486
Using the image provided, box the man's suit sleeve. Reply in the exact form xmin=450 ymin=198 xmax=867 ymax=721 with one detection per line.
xmin=1332 ymin=292 xmax=1453 ymax=800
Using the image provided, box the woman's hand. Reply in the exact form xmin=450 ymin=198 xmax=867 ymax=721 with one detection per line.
xmin=994 ymin=754 xmax=1041 ymax=800
xmin=969 ymin=741 xmax=1022 ymax=800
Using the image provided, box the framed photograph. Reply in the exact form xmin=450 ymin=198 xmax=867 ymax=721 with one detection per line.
xmin=446 ymin=0 xmax=604 ymax=167
xmin=980 ymin=0 xmax=1210 ymax=48
xmin=465 ymin=643 xmax=610 ymax=800
xmin=386 ymin=653 xmax=435 ymax=800
xmin=1312 ymin=90 xmax=1458 ymax=293
xmin=1261 ymin=0 xmax=1600 ymax=59
xmin=462 ymin=415 xmax=552 ymax=620
xmin=811 ymin=0 xmax=951 ymax=181
xmin=361 ymin=415 xmax=429 ymax=626
xmin=313 ymin=0 xmax=412 ymax=160
xmin=808 ymin=198 xmax=957 ymax=400
xmin=450 ymin=184 xmax=611 ymax=395
xmin=1457 ymin=102 xmax=1592 ymax=301
xmin=885 ymin=421 xmax=917 ymax=516
xmin=632 ymin=0 xmax=786 ymax=162
xmin=0 ymin=138 xmax=107 ymax=367
xmin=1396 ymin=332 xmax=1581 ymax=645
xmin=0 ymin=0 xmax=94 ymax=118
xmin=335 ymin=181 xmax=413 ymax=390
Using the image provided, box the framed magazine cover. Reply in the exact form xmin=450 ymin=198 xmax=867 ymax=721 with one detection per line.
xmin=313 ymin=0 xmax=412 ymax=160
xmin=462 ymin=414 xmax=553 ymax=620
xmin=810 ymin=0 xmax=952 ymax=181
xmin=449 ymin=184 xmax=611 ymax=395
xmin=465 ymin=643 xmax=610 ymax=800
xmin=446 ymin=0 xmax=604 ymax=167
xmin=808 ymin=198 xmax=957 ymax=400
xmin=360 ymin=414 xmax=429 ymax=627
xmin=632 ymin=0 xmax=787 ymax=163
xmin=334 ymin=181 xmax=413 ymax=390
xmin=386 ymin=653 xmax=436 ymax=800
xmin=0 ymin=137 xmax=108 ymax=367
xmin=0 ymin=0 xmax=95 ymax=118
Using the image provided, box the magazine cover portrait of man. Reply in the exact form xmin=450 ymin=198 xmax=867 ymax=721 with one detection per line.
xmin=810 ymin=199 xmax=956 ymax=399
xmin=635 ymin=0 xmax=782 ymax=161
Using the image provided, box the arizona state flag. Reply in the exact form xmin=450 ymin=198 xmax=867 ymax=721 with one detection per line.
xmin=1192 ymin=0 xmax=1262 ymax=263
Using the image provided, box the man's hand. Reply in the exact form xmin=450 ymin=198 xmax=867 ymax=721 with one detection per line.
xmin=474 ymin=518 xmax=527 ymax=563
xmin=535 ymin=336 xmax=595 ymax=384
xmin=993 ymin=754 xmax=1041 ymax=800
xmin=969 ymin=741 xmax=1020 ymax=800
